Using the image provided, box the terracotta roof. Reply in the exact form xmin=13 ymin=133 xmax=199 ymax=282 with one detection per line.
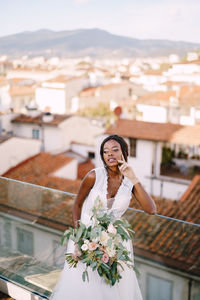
xmin=137 ymin=85 xmax=200 ymax=107
xmin=11 ymin=66 xmax=54 ymax=72
xmin=176 ymin=59 xmax=200 ymax=65
xmin=126 ymin=175 xmax=200 ymax=276
xmin=179 ymin=85 xmax=200 ymax=107
xmin=143 ymin=70 xmax=163 ymax=76
xmin=0 ymin=152 xmax=80 ymax=229
xmin=138 ymin=91 xmax=176 ymax=105
xmin=46 ymin=75 xmax=84 ymax=83
xmin=80 ymin=83 xmax=125 ymax=97
xmin=78 ymin=159 xmax=95 ymax=179
xmin=170 ymin=125 xmax=200 ymax=146
xmin=3 ymin=152 xmax=81 ymax=194
xmin=80 ymin=86 xmax=96 ymax=97
xmin=106 ymin=119 xmax=200 ymax=145
xmin=9 ymin=86 xmax=35 ymax=97
xmin=11 ymin=113 xmax=71 ymax=126
xmin=0 ymin=77 xmax=8 ymax=86
xmin=96 ymin=83 xmax=125 ymax=90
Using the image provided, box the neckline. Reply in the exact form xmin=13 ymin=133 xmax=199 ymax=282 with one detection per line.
xmin=104 ymin=168 xmax=125 ymax=207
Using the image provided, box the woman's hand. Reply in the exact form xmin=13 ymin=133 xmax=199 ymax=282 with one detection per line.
xmin=117 ymin=155 xmax=139 ymax=185
xmin=118 ymin=155 xmax=156 ymax=214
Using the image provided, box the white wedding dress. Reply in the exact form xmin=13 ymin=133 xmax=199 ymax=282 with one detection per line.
xmin=50 ymin=167 xmax=143 ymax=300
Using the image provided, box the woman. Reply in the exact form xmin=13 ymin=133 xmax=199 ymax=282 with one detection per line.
xmin=50 ymin=134 xmax=156 ymax=300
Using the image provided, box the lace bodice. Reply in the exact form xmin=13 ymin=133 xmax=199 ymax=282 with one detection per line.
xmin=80 ymin=167 xmax=134 ymax=226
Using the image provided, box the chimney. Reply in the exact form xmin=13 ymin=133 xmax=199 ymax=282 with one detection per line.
xmin=42 ymin=112 xmax=54 ymax=123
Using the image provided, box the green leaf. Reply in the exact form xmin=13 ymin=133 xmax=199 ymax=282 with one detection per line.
xmin=90 ymin=261 xmax=97 ymax=270
xmin=117 ymin=225 xmax=130 ymax=241
xmin=75 ymin=226 xmax=83 ymax=242
xmin=82 ymin=271 xmax=86 ymax=282
xmin=101 ymin=262 xmax=111 ymax=271
xmin=117 ymin=250 xmax=123 ymax=260
xmin=85 ymin=270 xmax=89 ymax=282
xmin=97 ymin=267 xmax=103 ymax=277
xmin=113 ymin=220 xmax=124 ymax=226
xmin=60 ymin=235 xmax=67 ymax=245
xmin=95 ymin=250 xmax=103 ymax=256
xmin=107 ymin=239 xmax=112 ymax=248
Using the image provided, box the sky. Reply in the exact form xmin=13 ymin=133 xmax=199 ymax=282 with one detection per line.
xmin=0 ymin=0 xmax=200 ymax=43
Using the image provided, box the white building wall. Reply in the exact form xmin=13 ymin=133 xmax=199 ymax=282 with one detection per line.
xmin=35 ymin=87 xmax=66 ymax=113
xmin=0 ymin=137 xmax=41 ymax=175
xmin=59 ymin=116 xmax=105 ymax=150
xmin=0 ymin=214 xmax=65 ymax=267
xmin=43 ymin=126 xmax=63 ymax=153
xmin=65 ymin=77 xmax=86 ymax=113
xmin=0 ymin=113 xmax=19 ymax=133
xmin=13 ymin=123 xmax=41 ymax=139
xmin=52 ymin=159 xmax=78 ymax=180
xmin=180 ymin=107 xmax=196 ymax=125
xmin=0 ymin=85 xmax=11 ymax=111
xmin=150 ymin=177 xmax=189 ymax=200
xmin=136 ymin=104 xmax=167 ymax=123
xmin=7 ymin=70 xmax=59 ymax=81
xmin=168 ymin=64 xmax=200 ymax=74
xmin=136 ymin=258 xmax=192 ymax=300
xmin=71 ymin=143 xmax=95 ymax=158
xmin=11 ymin=94 xmax=35 ymax=113
xmin=12 ymin=116 xmax=104 ymax=154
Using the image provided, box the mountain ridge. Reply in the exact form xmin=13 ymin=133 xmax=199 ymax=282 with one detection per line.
xmin=0 ymin=28 xmax=199 ymax=58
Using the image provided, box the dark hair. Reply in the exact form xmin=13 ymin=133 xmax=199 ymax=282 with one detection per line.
xmin=100 ymin=135 xmax=129 ymax=166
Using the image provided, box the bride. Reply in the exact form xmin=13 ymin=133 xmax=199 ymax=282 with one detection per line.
xmin=50 ymin=134 xmax=156 ymax=300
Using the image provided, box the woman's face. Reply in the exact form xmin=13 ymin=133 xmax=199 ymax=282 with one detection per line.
xmin=103 ymin=139 xmax=123 ymax=167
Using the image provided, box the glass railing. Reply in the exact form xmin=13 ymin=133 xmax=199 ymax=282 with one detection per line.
xmin=0 ymin=177 xmax=199 ymax=300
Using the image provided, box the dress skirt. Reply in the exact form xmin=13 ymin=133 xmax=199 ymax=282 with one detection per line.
xmin=49 ymin=239 xmax=143 ymax=300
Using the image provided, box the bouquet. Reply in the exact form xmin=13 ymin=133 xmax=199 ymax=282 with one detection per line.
xmin=61 ymin=196 xmax=137 ymax=286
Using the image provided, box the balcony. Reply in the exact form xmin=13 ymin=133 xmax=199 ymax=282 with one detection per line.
xmin=0 ymin=177 xmax=199 ymax=300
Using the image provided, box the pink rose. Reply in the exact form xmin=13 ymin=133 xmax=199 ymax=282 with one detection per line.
xmin=101 ymin=253 xmax=109 ymax=264
xmin=88 ymin=241 xmax=98 ymax=251
xmin=107 ymin=223 xmax=117 ymax=234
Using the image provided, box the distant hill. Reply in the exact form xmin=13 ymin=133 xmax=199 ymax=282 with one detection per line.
xmin=0 ymin=28 xmax=199 ymax=58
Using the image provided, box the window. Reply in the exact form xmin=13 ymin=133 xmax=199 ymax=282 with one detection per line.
xmin=17 ymin=228 xmax=33 ymax=256
xmin=88 ymin=152 xmax=95 ymax=159
xmin=32 ymin=129 xmax=40 ymax=139
xmin=129 ymin=138 xmax=137 ymax=157
xmin=147 ymin=274 xmax=173 ymax=300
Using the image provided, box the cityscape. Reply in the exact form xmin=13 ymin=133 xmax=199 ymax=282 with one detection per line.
xmin=0 ymin=1 xmax=200 ymax=299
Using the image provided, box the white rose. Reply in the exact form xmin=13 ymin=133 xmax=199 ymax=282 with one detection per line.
xmin=107 ymin=223 xmax=117 ymax=234
xmin=93 ymin=236 xmax=100 ymax=243
xmin=106 ymin=247 xmax=116 ymax=257
xmin=100 ymin=231 xmax=109 ymax=246
xmin=114 ymin=234 xmax=122 ymax=245
xmin=84 ymin=239 xmax=90 ymax=245
xmin=81 ymin=243 xmax=88 ymax=251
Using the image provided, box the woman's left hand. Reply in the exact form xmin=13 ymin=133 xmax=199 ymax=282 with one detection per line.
xmin=117 ymin=155 xmax=139 ymax=184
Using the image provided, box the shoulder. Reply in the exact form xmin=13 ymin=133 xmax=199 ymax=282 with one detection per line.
xmin=82 ymin=169 xmax=96 ymax=188
xmin=82 ymin=167 xmax=105 ymax=188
